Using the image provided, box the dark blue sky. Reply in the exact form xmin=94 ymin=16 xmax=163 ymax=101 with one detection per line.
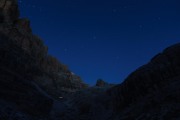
xmin=18 ymin=0 xmax=180 ymax=85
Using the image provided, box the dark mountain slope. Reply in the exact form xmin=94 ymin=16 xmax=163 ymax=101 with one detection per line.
xmin=107 ymin=43 xmax=180 ymax=119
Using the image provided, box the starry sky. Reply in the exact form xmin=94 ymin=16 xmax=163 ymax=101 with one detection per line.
xmin=18 ymin=0 xmax=180 ymax=85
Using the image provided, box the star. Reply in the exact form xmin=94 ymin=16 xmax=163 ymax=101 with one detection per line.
xmin=116 ymin=56 xmax=120 ymax=60
xmin=139 ymin=25 xmax=143 ymax=29
xmin=39 ymin=7 xmax=43 ymax=12
xmin=93 ymin=36 xmax=97 ymax=40
xmin=157 ymin=17 xmax=161 ymax=20
xmin=80 ymin=45 xmax=85 ymax=49
xmin=123 ymin=6 xmax=127 ymax=9
xmin=113 ymin=9 xmax=117 ymax=13
xmin=64 ymin=48 xmax=68 ymax=52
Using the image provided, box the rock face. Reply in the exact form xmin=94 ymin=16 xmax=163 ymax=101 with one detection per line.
xmin=0 ymin=0 xmax=87 ymax=98
xmin=107 ymin=43 xmax=180 ymax=119
xmin=0 ymin=33 xmax=53 ymax=117
xmin=0 ymin=0 xmax=87 ymax=118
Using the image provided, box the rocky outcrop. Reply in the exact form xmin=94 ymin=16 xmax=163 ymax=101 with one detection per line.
xmin=107 ymin=43 xmax=180 ymax=119
xmin=95 ymin=79 xmax=114 ymax=87
xmin=16 ymin=18 xmax=32 ymax=33
xmin=96 ymin=79 xmax=107 ymax=87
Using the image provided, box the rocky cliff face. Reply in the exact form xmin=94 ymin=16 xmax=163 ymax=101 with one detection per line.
xmin=0 ymin=0 xmax=87 ymax=118
xmin=0 ymin=0 xmax=87 ymax=99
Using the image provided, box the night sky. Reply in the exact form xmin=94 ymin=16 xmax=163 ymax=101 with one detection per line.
xmin=18 ymin=0 xmax=180 ymax=85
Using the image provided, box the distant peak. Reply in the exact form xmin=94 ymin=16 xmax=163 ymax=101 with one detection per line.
xmin=96 ymin=79 xmax=108 ymax=87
